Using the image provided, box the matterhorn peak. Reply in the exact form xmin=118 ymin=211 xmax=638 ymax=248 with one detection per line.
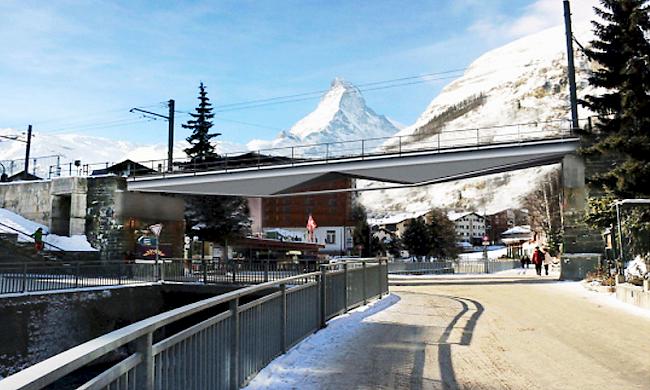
xmin=246 ymin=78 xmax=398 ymax=151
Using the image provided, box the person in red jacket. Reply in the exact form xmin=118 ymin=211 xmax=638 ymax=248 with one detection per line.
xmin=531 ymin=246 xmax=545 ymax=276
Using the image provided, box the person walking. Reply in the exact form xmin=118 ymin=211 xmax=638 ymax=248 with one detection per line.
xmin=31 ymin=227 xmax=46 ymax=253
xmin=542 ymin=248 xmax=552 ymax=276
xmin=519 ymin=253 xmax=530 ymax=275
xmin=531 ymin=246 xmax=544 ymax=276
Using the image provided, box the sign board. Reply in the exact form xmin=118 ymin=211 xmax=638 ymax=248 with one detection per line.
xmin=150 ymin=223 xmax=163 ymax=237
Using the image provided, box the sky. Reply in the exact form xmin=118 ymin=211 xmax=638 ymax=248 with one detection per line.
xmin=0 ymin=0 xmax=597 ymax=151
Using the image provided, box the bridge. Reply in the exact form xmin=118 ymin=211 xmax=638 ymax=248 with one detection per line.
xmin=125 ymin=120 xmax=581 ymax=196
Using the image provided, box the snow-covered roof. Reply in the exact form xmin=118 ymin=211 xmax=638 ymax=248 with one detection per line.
xmin=447 ymin=211 xmax=483 ymax=221
xmin=368 ymin=210 xmax=427 ymax=226
xmin=501 ymin=225 xmax=532 ymax=236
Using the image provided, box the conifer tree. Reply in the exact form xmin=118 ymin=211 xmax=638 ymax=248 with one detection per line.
xmin=183 ymin=82 xmax=221 ymax=163
xmin=181 ymin=82 xmax=250 ymax=246
xmin=580 ymin=0 xmax=650 ymax=197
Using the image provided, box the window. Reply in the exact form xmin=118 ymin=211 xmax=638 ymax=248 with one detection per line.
xmin=326 ymin=230 xmax=336 ymax=244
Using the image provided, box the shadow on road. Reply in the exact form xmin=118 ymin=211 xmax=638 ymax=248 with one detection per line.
xmin=391 ymin=278 xmax=560 ymax=287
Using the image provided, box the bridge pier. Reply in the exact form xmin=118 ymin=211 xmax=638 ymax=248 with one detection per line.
xmin=560 ymin=154 xmax=602 ymax=280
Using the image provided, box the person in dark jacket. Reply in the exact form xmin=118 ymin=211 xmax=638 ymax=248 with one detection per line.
xmin=531 ymin=246 xmax=545 ymax=276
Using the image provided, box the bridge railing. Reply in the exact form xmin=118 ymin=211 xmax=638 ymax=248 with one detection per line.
xmin=0 ymin=259 xmax=317 ymax=296
xmin=43 ymin=118 xmax=586 ymax=179
xmin=0 ymin=259 xmax=388 ymax=390
xmin=387 ymin=259 xmax=521 ymax=275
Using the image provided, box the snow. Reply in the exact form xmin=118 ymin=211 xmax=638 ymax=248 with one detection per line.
xmin=624 ymin=256 xmax=648 ymax=279
xmin=0 ymin=208 xmax=96 ymax=251
xmin=359 ymin=17 xmax=598 ymax=218
xmin=243 ymin=294 xmax=399 ymax=390
xmin=246 ymin=78 xmax=398 ymax=153
xmin=459 ymin=247 xmax=507 ymax=260
xmin=502 ymin=225 xmax=532 ymax=235
xmin=555 ymin=282 xmax=650 ymax=320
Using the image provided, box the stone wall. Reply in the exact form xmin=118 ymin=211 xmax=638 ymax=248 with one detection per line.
xmin=0 ymin=180 xmax=52 ymax=226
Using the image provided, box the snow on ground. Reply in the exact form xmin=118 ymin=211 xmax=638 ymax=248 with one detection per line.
xmin=459 ymin=247 xmax=507 ymax=260
xmin=555 ymin=282 xmax=650 ymax=320
xmin=0 ymin=208 xmax=96 ymax=251
xmin=243 ymin=294 xmax=399 ymax=390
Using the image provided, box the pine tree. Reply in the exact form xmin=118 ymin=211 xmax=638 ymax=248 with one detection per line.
xmin=580 ymin=0 xmax=650 ymax=197
xmin=181 ymin=82 xmax=250 ymax=246
xmin=183 ymin=82 xmax=221 ymax=163
xmin=351 ymin=203 xmax=380 ymax=257
xmin=402 ymin=217 xmax=431 ymax=260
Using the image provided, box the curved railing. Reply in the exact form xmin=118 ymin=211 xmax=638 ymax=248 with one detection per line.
xmin=1 ymin=259 xmax=388 ymax=390
xmin=44 ymin=118 xmax=587 ymax=180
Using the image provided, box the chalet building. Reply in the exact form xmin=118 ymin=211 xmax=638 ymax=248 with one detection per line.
xmin=249 ymin=174 xmax=355 ymax=255
xmin=447 ymin=212 xmax=486 ymax=246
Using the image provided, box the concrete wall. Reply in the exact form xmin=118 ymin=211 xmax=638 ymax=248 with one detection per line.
xmin=0 ymin=284 xmax=242 ymax=379
xmin=615 ymin=282 xmax=650 ymax=310
xmin=0 ymin=180 xmax=52 ymax=226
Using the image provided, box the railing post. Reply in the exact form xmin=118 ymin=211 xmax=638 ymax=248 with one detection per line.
xmin=134 ymin=332 xmax=154 ymax=390
xmin=476 ymin=128 xmax=480 ymax=147
xmin=202 ymin=260 xmax=208 ymax=284
xmin=264 ymin=260 xmax=269 ymax=283
xmin=361 ymin=140 xmax=365 ymax=159
xmin=291 ymin=147 xmax=295 ymax=166
xmin=343 ymin=263 xmax=349 ymax=312
xmin=229 ymin=298 xmax=240 ymax=390
xmin=280 ymin=283 xmax=287 ymax=353
xmin=74 ymin=262 xmax=80 ymax=288
xmin=21 ymin=263 xmax=27 ymax=293
xmin=232 ymin=261 xmax=237 ymax=284
xmin=362 ymin=261 xmax=367 ymax=305
xmin=438 ymin=134 xmax=441 ymax=151
xmin=319 ymin=266 xmax=327 ymax=329
xmin=398 ymin=136 xmax=402 ymax=155
xmin=378 ymin=259 xmax=383 ymax=298
xmin=325 ymin=143 xmax=329 ymax=161
xmin=118 ymin=263 xmax=123 ymax=285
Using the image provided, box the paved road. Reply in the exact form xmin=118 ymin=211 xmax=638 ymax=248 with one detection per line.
xmin=254 ymin=274 xmax=650 ymax=389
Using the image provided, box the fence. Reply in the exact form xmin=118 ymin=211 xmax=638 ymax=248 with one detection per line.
xmin=0 ymin=260 xmax=318 ymax=295
xmin=387 ymin=259 xmax=520 ymax=275
xmin=1 ymin=259 xmax=388 ymax=390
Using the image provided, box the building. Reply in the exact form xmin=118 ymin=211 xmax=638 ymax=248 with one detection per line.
xmin=486 ymin=208 xmax=529 ymax=244
xmin=501 ymin=225 xmax=533 ymax=258
xmin=249 ymin=174 xmax=356 ymax=255
xmin=447 ymin=212 xmax=486 ymax=246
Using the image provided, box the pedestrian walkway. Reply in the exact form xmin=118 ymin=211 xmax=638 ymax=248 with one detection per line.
xmin=246 ymin=276 xmax=650 ymax=389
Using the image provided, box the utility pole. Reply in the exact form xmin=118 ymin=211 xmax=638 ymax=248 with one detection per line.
xmin=24 ymin=125 xmax=32 ymax=178
xmin=564 ymin=0 xmax=580 ymax=130
xmin=130 ymin=99 xmax=175 ymax=172
xmin=167 ymin=99 xmax=175 ymax=172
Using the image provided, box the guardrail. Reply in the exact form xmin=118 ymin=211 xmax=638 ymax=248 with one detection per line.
xmin=43 ymin=117 xmax=586 ymax=179
xmin=0 ymin=221 xmax=67 ymax=252
xmin=1 ymin=259 xmax=388 ymax=390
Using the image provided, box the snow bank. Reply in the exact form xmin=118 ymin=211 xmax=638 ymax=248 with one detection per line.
xmin=0 ymin=208 xmax=97 ymax=252
xmin=243 ymin=294 xmax=399 ymax=389
xmin=555 ymin=282 xmax=650 ymax=320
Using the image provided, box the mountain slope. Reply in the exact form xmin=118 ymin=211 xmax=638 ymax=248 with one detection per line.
xmin=359 ymin=21 xmax=598 ymax=217
xmin=247 ymin=78 xmax=398 ymax=151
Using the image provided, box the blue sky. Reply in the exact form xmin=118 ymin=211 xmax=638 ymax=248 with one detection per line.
xmin=0 ymin=0 xmax=594 ymax=148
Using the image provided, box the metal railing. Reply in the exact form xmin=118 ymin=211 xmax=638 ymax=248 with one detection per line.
xmin=387 ymin=259 xmax=520 ymax=275
xmin=0 ymin=221 xmax=67 ymax=252
xmin=43 ymin=118 xmax=585 ymax=180
xmin=0 ymin=260 xmax=320 ymax=296
xmin=1 ymin=259 xmax=389 ymax=390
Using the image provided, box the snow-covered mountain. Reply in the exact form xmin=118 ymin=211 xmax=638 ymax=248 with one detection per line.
xmin=247 ymin=78 xmax=398 ymax=151
xmin=360 ymin=21 xmax=598 ymax=217
xmin=0 ymin=128 xmax=241 ymax=177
